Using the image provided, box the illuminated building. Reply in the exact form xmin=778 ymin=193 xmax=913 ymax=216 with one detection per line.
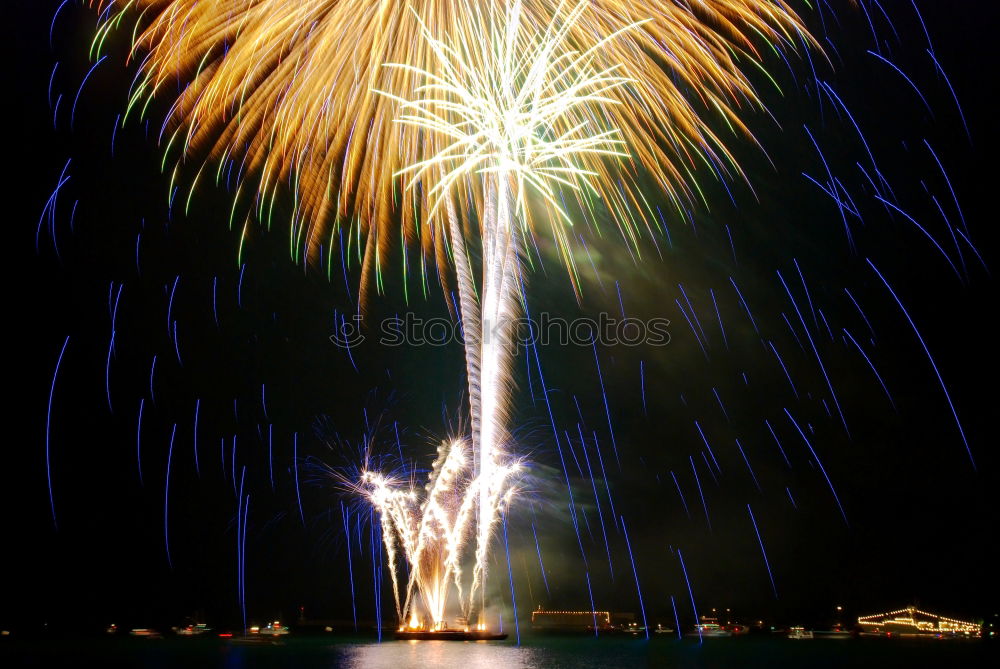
xmin=531 ymin=608 xmax=613 ymax=631
xmin=857 ymin=606 xmax=981 ymax=637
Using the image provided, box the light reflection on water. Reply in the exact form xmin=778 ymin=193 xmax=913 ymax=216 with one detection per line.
xmin=3 ymin=635 xmax=994 ymax=669
xmin=340 ymin=640 xmax=541 ymax=669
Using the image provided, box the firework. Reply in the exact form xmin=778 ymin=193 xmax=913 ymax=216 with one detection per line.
xmin=96 ymin=0 xmax=816 ymax=629
xmin=95 ymin=0 xmax=812 ymax=287
xmin=340 ymin=438 xmax=520 ymax=629
xmin=374 ymin=0 xmax=813 ymax=621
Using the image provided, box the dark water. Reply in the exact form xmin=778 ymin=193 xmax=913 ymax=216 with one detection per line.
xmin=3 ymin=636 xmax=997 ymax=668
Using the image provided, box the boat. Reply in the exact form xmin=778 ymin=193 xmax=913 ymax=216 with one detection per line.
xmin=788 ymin=627 xmax=814 ymax=639
xmin=256 ymin=621 xmax=290 ymax=636
xmin=395 ymin=620 xmax=507 ymax=641
xmin=653 ymin=624 xmax=675 ymax=634
xmin=175 ymin=623 xmax=212 ymax=636
xmin=129 ymin=628 xmax=162 ymax=639
xmin=685 ymin=623 xmax=733 ymax=638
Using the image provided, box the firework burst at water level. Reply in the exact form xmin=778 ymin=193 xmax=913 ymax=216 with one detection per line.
xmin=340 ymin=439 xmax=521 ymax=630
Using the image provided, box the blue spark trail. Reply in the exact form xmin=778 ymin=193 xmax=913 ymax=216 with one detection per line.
xmin=49 ymin=2 xmax=69 ymax=47
xmin=793 ymin=259 xmax=818 ymax=331
xmin=671 ymin=595 xmax=682 ymax=639
xmin=930 ymin=195 xmax=968 ymax=279
xmin=392 ymin=421 xmax=404 ymax=467
xmin=954 ymin=228 xmax=990 ymax=275
xmin=71 ymin=56 xmax=107 ymax=130
xmin=149 ymin=355 xmax=157 ymax=404
xmin=842 ymin=329 xmax=896 ymax=410
xmin=135 ymin=232 xmax=142 ymax=274
xmin=237 ymin=263 xmax=246 ymax=308
xmin=111 ymin=114 xmax=120 ymax=156
xmin=231 ymin=436 xmax=238 ymax=491
xmin=47 ymin=62 xmax=59 ymax=108
xmin=579 ymin=426 xmax=614 ymax=578
xmin=105 ymin=330 xmax=115 ymax=412
xmin=341 ymin=502 xmax=357 ymax=631
xmin=172 ymin=321 xmax=182 ymax=366
xmin=925 ymin=51 xmax=970 ymax=142
xmin=804 ymin=126 xmax=852 ymax=248
xmin=700 ymin=451 xmax=719 ymax=486
xmin=677 ymin=549 xmax=702 ymax=644
xmin=237 ymin=469 xmax=246 ymax=625
xmin=768 ymin=341 xmax=799 ymax=399
xmin=784 ymin=408 xmax=848 ymax=524
xmin=670 ymin=471 xmax=691 ymax=519
xmin=690 ymin=456 xmax=711 ymax=531
xmin=268 ymin=424 xmax=275 ymax=491
xmin=867 ymin=51 xmax=934 ymax=116
xmin=729 ymin=277 xmax=759 ymax=335
xmin=193 ymin=399 xmax=201 ymax=476
xmin=136 ymin=398 xmax=146 ymax=486
xmin=531 ymin=519 xmax=550 ymax=596
xmin=765 ymin=419 xmax=791 ymax=468
xmin=778 ymin=270 xmax=850 ymax=438
xmin=872 ymin=196 xmax=961 ymax=279
xmin=37 ymin=159 xmax=71 ymax=252
xmin=786 ymin=487 xmax=797 ymax=509
xmin=370 ymin=509 xmax=381 ymax=642
xmin=693 ymin=421 xmax=721 ymax=472
xmin=818 ymin=309 xmax=836 ymax=341
xmin=585 ymin=572 xmax=598 ymax=637
xmin=639 ymin=360 xmax=647 ymax=416
xmin=818 ymin=82 xmax=881 ymax=181
xmin=712 ymin=388 xmax=730 ymax=423
xmin=923 ymin=139 xmax=968 ymax=235
xmin=678 ymin=284 xmax=709 ymax=345
xmin=710 ymin=288 xmax=729 ymax=350
xmin=591 ymin=342 xmax=621 ymax=469
xmin=911 ymin=0 xmax=935 ymax=54
xmin=211 ymin=276 xmax=220 ymax=327
xmin=240 ymin=493 xmax=250 ymax=634
xmin=46 ymin=336 xmax=70 ymax=529
xmin=502 ymin=510 xmax=520 ymax=645
xmin=166 ymin=276 xmax=180 ymax=337
xmin=592 ymin=432 xmax=619 ymax=532
xmin=747 ymin=504 xmax=777 ymax=597
xmin=867 ymin=259 xmax=974 ymax=468
xmin=164 ymin=423 xmax=177 ymax=569
xmin=843 ymin=288 xmax=876 ymax=341
xmin=725 ymin=224 xmax=738 ymax=265
xmin=294 ymin=432 xmax=305 ymax=525
xmin=676 ymin=299 xmax=710 ymax=360
xmin=621 ymin=517 xmax=649 ymax=640
xmin=735 ymin=439 xmax=762 ymax=492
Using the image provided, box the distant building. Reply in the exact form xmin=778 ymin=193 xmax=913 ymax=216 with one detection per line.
xmin=531 ymin=608 xmax=612 ymax=631
xmin=857 ymin=606 xmax=981 ymax=637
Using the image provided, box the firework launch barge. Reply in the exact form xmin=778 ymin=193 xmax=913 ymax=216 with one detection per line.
xmin=394 ymin=628 xmax=508 ymax=641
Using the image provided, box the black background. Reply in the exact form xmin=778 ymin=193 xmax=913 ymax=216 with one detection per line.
xmin=6 ymin=0 xmax=999 ymax=635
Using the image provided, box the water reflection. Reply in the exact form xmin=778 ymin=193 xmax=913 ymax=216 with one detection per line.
xmin=341 ymin=640 xmax=539 ymax=669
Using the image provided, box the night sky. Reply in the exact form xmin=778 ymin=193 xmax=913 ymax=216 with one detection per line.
xmin=7 ymin=1 xmax=999 ymax=634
